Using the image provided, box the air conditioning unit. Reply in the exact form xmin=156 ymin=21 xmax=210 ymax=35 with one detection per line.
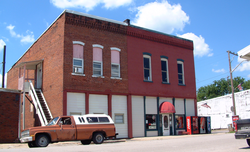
xmin=74 ymin=67 xmax=83 ymax=73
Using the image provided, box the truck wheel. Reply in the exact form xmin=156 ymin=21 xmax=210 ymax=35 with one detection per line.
xmin=35 ymin=134 xmax=50 ymax=147
xmin=247 ymin=139 xmax=250 ymax=147
xmin=28 ymin=141 xmax=37 ymax=148
xmin=93 ymin=133 xmax=104 ymax=144
xmin=81 ymin=140 xmax=91 ymax=145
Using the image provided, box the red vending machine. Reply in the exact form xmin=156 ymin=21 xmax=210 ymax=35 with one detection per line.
xmin=199 ymin=117 xmax=207 ymax=134
xmin=186 ymin=116 xmax=199 ymax=134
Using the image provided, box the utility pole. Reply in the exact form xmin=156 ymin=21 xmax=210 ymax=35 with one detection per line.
xmin=227 ymin=50 xmax=237 ymax=115
xmin=1 ymin=45 xmax=6 ymax=88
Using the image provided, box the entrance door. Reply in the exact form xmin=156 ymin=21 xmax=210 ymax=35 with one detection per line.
xmin=162 ymin=114 xmax=172 ymax=136
xmin=36 ymin=63 xmax=42 ymax=88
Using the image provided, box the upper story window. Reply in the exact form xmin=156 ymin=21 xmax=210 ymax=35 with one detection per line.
xmin=93 ymin=44 xmax=103 ymax=77
xmin=111 ymin=47 xmax=121 ymax=78
xmin=177 ymin=59 xmax=185 ymax=85
xmin=143 ymin=53 xmax=152 ymax=81
xmin=161 ymin=56 xmax=169 ymax=83
xmin=73 ymin=41 xmax=85 ymax=75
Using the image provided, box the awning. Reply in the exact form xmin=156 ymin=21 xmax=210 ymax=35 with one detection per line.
xmin=159 ymin=102 xmax=176 ymax=113
xmin=14 ymin=60 xmax=43 ymax=70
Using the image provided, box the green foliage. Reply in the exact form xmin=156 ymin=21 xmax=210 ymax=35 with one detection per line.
xmin=197 ymin=76 xmax=250 ymax=102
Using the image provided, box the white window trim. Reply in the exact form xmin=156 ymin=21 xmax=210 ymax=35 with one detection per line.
xmin=111 ymin=63 xmax=120 ymax=78
xmin=92 ymin=61 xmax=104 ymax=78
xmin=177 ymin=61 xmax=185 ymax=85
xmin=161 ymin=58 xmax=169 ymax=83
xmin=110 ymin=47 xmax=121 ymax=52
xmin=73 ymin=41 xmax=85 ymax=46
xmin=92 ymin=44 xmax=104 ymax=49
xmin=143 ymin=55 xmax=152 ymax=81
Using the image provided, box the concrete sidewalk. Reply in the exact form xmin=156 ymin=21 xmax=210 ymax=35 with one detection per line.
xmin=0 ymin=129 xmax=230 ymax=149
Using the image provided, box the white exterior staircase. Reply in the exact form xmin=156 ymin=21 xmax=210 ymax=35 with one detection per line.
xmin=28 ymin=80 xmax=53 ymax=126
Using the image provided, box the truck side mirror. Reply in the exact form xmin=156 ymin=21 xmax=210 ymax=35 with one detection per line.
xmin=58 ymin=121 xmax=63 ymax=126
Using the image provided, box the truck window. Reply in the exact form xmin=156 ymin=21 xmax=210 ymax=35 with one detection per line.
xmin=99 ymin=117 xmax=110 ymax=122
xmin=78 ymin=117 xmax=85 ymax=123
xmin=47 ymin=117 xmax=59 ymax=126
xmin=60 ymin=117 xmax=72 ymax=125
xmin=87 ymin=117 xmax=98 ymax=123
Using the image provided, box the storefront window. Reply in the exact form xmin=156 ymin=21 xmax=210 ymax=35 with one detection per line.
xmin=146 ymin=114 xmax=157 ymax=130
xmin=175 ymin=115 xmax=185 ymax=129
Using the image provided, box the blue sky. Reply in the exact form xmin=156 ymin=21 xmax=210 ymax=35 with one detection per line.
xmin=0 ymin=0 xmax=250 ymax=90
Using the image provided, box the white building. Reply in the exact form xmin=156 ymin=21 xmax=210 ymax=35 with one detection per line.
xmin=198 ymin=89 xmax=250 ymax=129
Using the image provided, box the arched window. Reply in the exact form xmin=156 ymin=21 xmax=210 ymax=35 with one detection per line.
xmin=73 ymin=41 xmax=85 ymax=74
xmin=93 ymin=44 xmax=104 ymax=77
xmin=143 ymin=53 xmax=152 ymax=81
xmin=111 ymin=47 xmax=121 ymax=78
xmin=161 ymin=56 xmax=169 ymax=83
xmin=177 ymin=59 xmax=185 ymax=85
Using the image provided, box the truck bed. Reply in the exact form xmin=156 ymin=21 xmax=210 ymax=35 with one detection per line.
xmin=235 ymin=119 xmax=250 ymax=139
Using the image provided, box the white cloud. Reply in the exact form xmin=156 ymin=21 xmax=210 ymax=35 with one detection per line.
xmin=248 ymin=74 xmax=250 ymax=78
xmin=6 ymin=24 xmax=35 ymax=44
xmin=44 ymin=19 xmax=49 ymax=27
xmin=236 ymin=56 xmax=250 ymax=72
xmin=132 ymin=1 xmax=189 ymax=34
xmin=21 ymin=30 xmax=35 ymax=43
xmin=0 ymin=39 xmax=6 ymax=51
xmin=50 ymin=0 xmax=133 ymax=11
xmin=237 ymin=61 xmax=250 ymax=72
xmin=178 ymin=33 xmax=212 ymax=57
xmin=0 ymin=73 xmax=7 ymax=88
xmin=102 ymin=0 xmax=133 ymax=8
xmin=212 ymin=69 xmax=225 ymax=73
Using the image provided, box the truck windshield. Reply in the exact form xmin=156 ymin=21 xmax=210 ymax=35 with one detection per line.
xmin=47 ymin=117 xmax=59 ymax=126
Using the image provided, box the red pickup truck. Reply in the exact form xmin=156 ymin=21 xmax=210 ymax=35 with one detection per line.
xmin=20 ymin=114 xmax=118 ymax=148
xmin=234 ymin=119 xmax=250 ymax=147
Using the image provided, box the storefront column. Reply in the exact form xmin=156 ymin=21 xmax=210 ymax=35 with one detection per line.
xmin=108 ymin=94 xmax=112 ymax=117
xmin=85 ymin=93 xmax=89 ymax=114
xmin=173 ymin=98 xmax=176 ymax=135
xmin=144 ymin=96 xmax=146 ymax=137
xmin=127 ymin=95 xmax=133 ymax=138
xmin=157 ymin=97 xmax=160 ymax=136
xmin=184 ymin=99 xmax=187 ymax=131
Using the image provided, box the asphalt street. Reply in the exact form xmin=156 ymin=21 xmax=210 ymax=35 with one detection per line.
xmin=0 ymin=129 xmax=249 ymax=152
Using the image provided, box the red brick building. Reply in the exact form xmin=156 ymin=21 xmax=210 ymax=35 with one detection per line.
xmin=7 ymin=10 xmax=196 ymax=139
xmin=0 ymin=88 xmax=20 ymax=143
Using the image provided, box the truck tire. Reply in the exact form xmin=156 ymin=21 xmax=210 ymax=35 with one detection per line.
xmin=92 ymin=133 xmax=104 ymax=144
xmin=247 ymin=139 xmax=250 ymax=147
xmin=81 ymin=140 xmax=91 ymax=145
xmin=35 ymin=134 xmax=50 ymax=147
xmin=28 ymin=141 xmax=37 ymax=148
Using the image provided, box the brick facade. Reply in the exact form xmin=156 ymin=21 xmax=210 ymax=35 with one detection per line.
xmin=127 ymin=25 xmax=196 ymax=98
xmin=0 ymin=89 xmax=20 ymax=143
xmin=6 ymin=10 xmax=196 ymax=139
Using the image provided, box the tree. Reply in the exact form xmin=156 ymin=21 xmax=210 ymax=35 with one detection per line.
xmin=197 ymin=76 xmax=250 ymax=102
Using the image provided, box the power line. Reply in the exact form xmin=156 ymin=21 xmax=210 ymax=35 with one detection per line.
xmin=196 ymin=72 xmax=228 ymax=84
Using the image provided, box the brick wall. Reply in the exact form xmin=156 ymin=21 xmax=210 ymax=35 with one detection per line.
xmin=7 ymin=14 xmax=66 ymax=128
xmin=0 ymin=89 xmax=20 ymax=143
xmin=63 ymin=13 xmax=128 ymax=94
xmin=127 ymin=26 xmax=196 ymax=98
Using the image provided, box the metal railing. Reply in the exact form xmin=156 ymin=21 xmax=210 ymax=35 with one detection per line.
xmin=36 ymin=89 xmax=53 ymax=121
xmin=28 ymin=80 xmax=52 ymax=126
